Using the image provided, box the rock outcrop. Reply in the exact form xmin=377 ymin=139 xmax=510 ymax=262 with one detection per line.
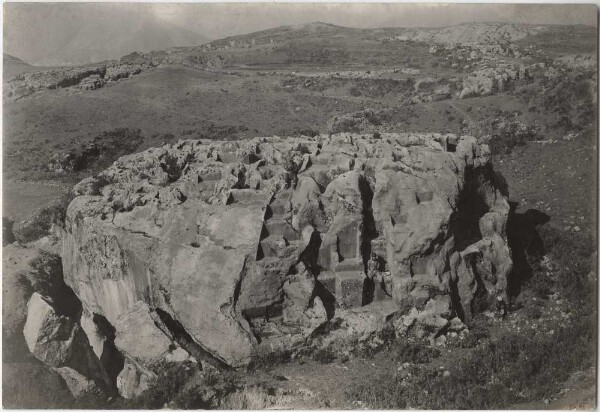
xmin=4 ymin=65 xmax=106 ymax=100
xmin=459 ymin=66 xmax=518 ymax=98
xmin=4 ymin=61 xmax=154 ymax=100
xmin=23 ymin=292 xmax=113 ymax=392
xmin=392 ymin=22 xmax=542 ymax=46
xmin=61 ymin=133 xmax=512 ymax=369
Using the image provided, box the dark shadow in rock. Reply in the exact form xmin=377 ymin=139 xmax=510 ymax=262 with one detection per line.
xmin=451 ymin=167 xmax=489 ymax=251
xmin=154 ymin=308 xmax=233 ymax=371
xmin=3 ymin=216 xmax=16 ymax=245
xmin=358 ymin=177 xmax=378 ymax=273
xmin=93 ymin=314 xmax=125 ymax=388
xmin=28 ymin=251 xmax=82 ymax=319
xmin=362 ymin=277 xmax=375 ymax=306
xmin=506 ymin=202 xmax=550 ymax=299
xmin=312 ymin=280 xmax=336 ymax=320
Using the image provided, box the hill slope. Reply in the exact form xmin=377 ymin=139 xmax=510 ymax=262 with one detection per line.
xmin=3 ymin=54 xmax=45 ymax=78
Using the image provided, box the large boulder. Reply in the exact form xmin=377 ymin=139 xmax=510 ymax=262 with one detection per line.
xmin=23 ymin=292 xmax=113 ymax=392
xmin=61 ymin=133 xmax=512 ymax=368
xmin=53 ymin=366 xmax=101 ymax=398
xmin=3 ymin=246 xmax=82 ymax=360
xmin=116 ymin=357 xmax=154 ymax=399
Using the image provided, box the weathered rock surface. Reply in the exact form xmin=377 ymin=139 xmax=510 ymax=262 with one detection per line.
xmin=4 ymin=65 xmax=106 ymax=99
xmin=4 ymin=61 xmax=154 ymax=100
xmin=392 ymin=22 xmax=542 ymax=46
xmin=554 ymin=54 xmax=596 ymax=70
xmin=459 ymin=66 xmax=518 ymax=98
xmin=116 ymin=357 xmax=154 ymax=399
xmin=79 ymin=74 xmax=105 ymax=90
xmin=23 ymin=292 xmax=113 ymax=391
xmin=104 ymin=64 xmax=145 ymax=81
xmin=53 ymin=366 xmax=101 ymax=398
xmin=62 ymin=133 xmax=512 ymax=368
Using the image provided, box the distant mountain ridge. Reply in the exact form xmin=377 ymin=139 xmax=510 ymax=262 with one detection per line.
xmin=5 ymin=18 xmax=210 ymax=67
xmin=4 ymin=53 xmax=30 ymax=66
xmin=6 ymin=21 xmax=595 ymax=70
xmin=3 ymin=53 xmax=45 ymax=78
xmin=203 ymin=21 xmax=551 ymax=52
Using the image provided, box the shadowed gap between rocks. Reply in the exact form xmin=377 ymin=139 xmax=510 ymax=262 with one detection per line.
xmin=447 ymin=166 xmax=499 ymax=320
xmin=153 ymin=308 xmax=233 ymax=371
xmin=451 ymin=166 xmax=489 ymax=252
xmin=506 ymin=202 xmax=550 ymax=299
xmin=299 ymin=228 xmax=337 ymax=320
xmin=358 ymin=177 xmax=379 ymax=306
xmin=92 ymin=313 xmax=125 ymax=388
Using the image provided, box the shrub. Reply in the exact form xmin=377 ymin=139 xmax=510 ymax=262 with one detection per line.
xmin=486 ymin=120 xmax=539 ymax=155
xmin=391 ymin=341 xmax=440 ymax=364
xmin=117 ymin=361 xmax=199 ymax=409
xmin=172 ymin=369 xmax=241 ymax=409
xmin=313 ymin=347 xmax=336 ymax=364
xmin=457 ymin=317 xmax=491 ymax=349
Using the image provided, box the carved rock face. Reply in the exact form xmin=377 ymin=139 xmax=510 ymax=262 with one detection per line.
xmin=62 ymin=133 xmax=512 ymax=368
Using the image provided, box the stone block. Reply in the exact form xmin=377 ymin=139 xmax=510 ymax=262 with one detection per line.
xmin=260 ymin=237 xmax=287 ymax=258
xmin=317 ymin=245 xmax=334 ymax=271
xmin=218 ymin=153 xmax=238 ymax=164
xmin=265 ymin=218 xmax=300 ymax=241
xmin=337 ymin=223 xmax=360 ymax=260
xmin=335 ymin=270 xmax=365 ymax=309
xmin=416 ymin=191 xmax=434 ymax=203
xmin=335 ymin=257 xmax=364 ymax=273
xmin=318 ymin=271 xmax=336 ymax=296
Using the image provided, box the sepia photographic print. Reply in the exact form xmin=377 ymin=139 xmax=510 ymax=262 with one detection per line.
xmin=2 ymin=2 xmax=598 ymax=409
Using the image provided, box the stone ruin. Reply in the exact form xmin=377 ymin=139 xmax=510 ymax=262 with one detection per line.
xmin=23 ymin=133 xmax=512 ymax=397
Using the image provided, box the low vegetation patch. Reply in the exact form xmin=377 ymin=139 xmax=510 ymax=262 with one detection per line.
xmin=348 ymin=314 xmax=595 ymax=409
xmin=485 ymin=119 xmax=539 ymax=155
xmin=13 ymin=192 xmax=74 ymax=243
xmin=348 ymin=220 xmax=596 ymax=409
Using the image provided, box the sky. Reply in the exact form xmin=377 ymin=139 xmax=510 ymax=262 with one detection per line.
xmin=3 ymin=2 xmax=598 ymax=66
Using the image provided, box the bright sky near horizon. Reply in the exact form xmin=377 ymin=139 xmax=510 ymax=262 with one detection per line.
xmin=3 ymin=2 xmax=598 ymax=65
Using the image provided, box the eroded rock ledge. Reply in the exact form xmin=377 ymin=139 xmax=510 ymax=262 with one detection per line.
xmin=60 ymin=132 xmax=512 ymax=385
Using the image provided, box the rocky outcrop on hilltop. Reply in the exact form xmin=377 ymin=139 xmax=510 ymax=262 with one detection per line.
xmin=4 ymin=65 xmax=106 ymax=99
xmin=104 ymin=64 xmax=145 ymax=82
xmin=459 ymin=66 xmax=518 ymax=98
xmin=554 ymin=54 xmax=596 ymax=70
xmin=78 ymin=74 xmax=105 ymax=90
xmin=393 ymin=23 xmax=542 ymax=46
xmin=59 ymin=133 xmax=512 ymax=385
xmin=457 ymin=63 xmax=550 ymax=99
xmin=4 ymin=61 xmax=155 ymax=100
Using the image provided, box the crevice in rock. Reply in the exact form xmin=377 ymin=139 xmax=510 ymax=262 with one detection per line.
xmin=448 ymin=276 xmax=465 ymax=321
xmin=358 ymin=175 xmax=379 ymax=273
xmin=312 ymin=280 xmax=336 ymax=320
xmin=451 ymin=166 xmax=489 ymax=251
xmin=29 ymin=252 xmax=83 ymax=320
xmin=92 ymin=313 xmax=125 ymax=390
xmin=299 ymin=229 xmax=322 ymax=275
xmin=153 ymin=308 xmax=233 ymax=372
